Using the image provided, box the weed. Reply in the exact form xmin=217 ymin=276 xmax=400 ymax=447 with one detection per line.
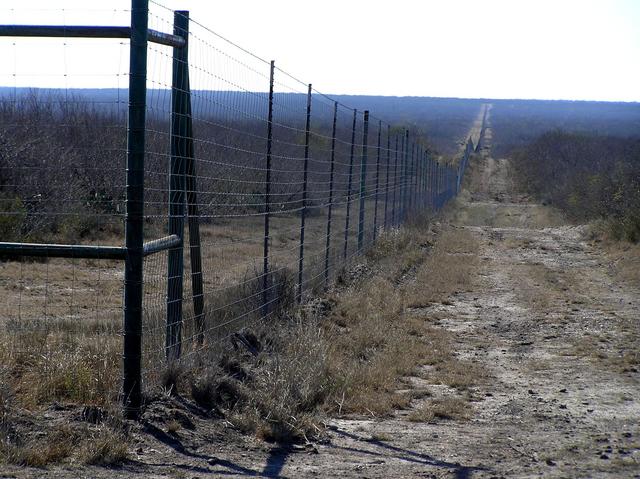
xmin=407 ymin=397 xmax=472 ymax=422
xmin=80 ymin=425 xmax=129 ymax=465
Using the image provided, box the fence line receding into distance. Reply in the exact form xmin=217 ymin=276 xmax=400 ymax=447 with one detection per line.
xmin=0 ymin=0 xmax=483 ymax=417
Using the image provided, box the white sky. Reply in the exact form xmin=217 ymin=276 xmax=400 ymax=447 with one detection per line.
xmin=1 ymin=0 xmax=639 ymax=102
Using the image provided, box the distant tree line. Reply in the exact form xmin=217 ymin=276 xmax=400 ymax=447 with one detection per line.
xmin=512 ymin=130 xmax=640 ymax=242
xmin=490 ymin=99 xmax=640 ymax=157
xmin=0 ymin=90 xmax=441 ymax=244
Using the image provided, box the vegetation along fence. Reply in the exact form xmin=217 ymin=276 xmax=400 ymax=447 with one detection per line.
xmin=0 ymin=0 xmax=476 ymax=417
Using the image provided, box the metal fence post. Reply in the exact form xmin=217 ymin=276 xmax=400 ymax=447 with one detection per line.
xmin=457 ymin=155 xmax=461 ymax=194
xmin=297 ymin=83 xmax=312 ymax=303
xmin=383 ymin=125 xmax=391 ymax=229
xmin=372 ymin=120 xmax=382 ymax=241
xmin=262 ymin=60 xmax=275 ymax=316
xmin=427 ymin=152 xmax=432 ymax=210
xmin=417 ymin=149 xmax=422 ymax=208
xmin=419 ymin=147 xmax=422 ymax=208
xmin=324 ymin=101 xmax=338 ymax=287
xmin=420 ymin=150 xmax=427 ymax=209
xmin=399 ymin=131 xmax=405 ymax=223
xmin=402 ymin=130 xmax=409 ymax=222
xmin=450 ymin=166 xmax=454 ymax=199
xmin=343 ymin=109 xmax=357 ymax=260
xmin=409 ymin=142 xmax=415 ymax=212
xmin=416 ymin=145 xmax=421 ymax=208
xmin=183 ymin=67 xmax=204 ymax=345
xmin=444 ymin=165 xmax=451 ymax=204
xmin=437 ymin=161 xmax=441 ymax=209
xmin=123 ymin=0 xmax=148 ymax=419
xmin=433 ymin=161 xmax=440 ymax=211
xmin=445 ymin=166 xmax=449 ymax=202
xmin=171 ymin=10 xmax=204 ymax=345
xmin=357 ymin=110 xmax=369 ymax=252
xmin=432 ymin=154 xmax=437 ymax=210
xmin=438 ymin=162 xmax=444 ymax=209
xmin=166 ymin=10 xmax=190 ymax=361
xmin=392 ymin=134 xmax=399 ymax=226
xmin=423 ymin=150 xmax=428 ymax=208
xmin=438 ymin=163 xmax=444 ymax=209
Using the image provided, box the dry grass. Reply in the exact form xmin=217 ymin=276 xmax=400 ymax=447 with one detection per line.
xmin=79 ymin=426 xmax=129 ymax=466
xmin=320 ymin=221 xmax=484 ymax=416
xmin=0 ymin=205 xmax=484 ymax=455
xmin=569 ymin=332 xmax=640 ymax=374
xmin=0 ymin=328 xmax=121 ymax=408
xmin=407 ymin=397 xmax=472 ymax=422
xmin=427 ymin=359 xmax=487 ymax=390
xmin=0 ymin=420 xmax=128 ymax=467
xmin=405 ymin=227 xmax=479 ymax=307
xmin=370 ymin=431 xmax=392 ymax=442
xmin=162 ymin=217 xmax=484 ymax=441
xmin=319 ymin=220 xmax=437 ymax=416
xmin=168 ymin=309 xmax=332 ymax=443
xmin=596 ymin=232 xmax=640 ymax=288
xmin=0 ymin=207 xmax=360 ymax=411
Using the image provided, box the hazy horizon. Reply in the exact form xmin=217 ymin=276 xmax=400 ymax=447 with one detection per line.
xmin=2 ymin=86 xmax=639 ymax=105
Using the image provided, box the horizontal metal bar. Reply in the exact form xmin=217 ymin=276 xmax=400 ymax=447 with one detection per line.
xmin=148 ymin=29 xmax=185 ymax=48
xmin=142 ymin=234 xmax=182 ymax=257
xmin=0 ymin=25 xmax=131 ymax=39
xmin=0 ymin=242 xmax=126 ymax=260
xmin=0 ymin=25 xmax=185 ymax=48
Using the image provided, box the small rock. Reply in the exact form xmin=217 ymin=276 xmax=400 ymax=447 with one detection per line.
xmin=559 ymin=388 xmax=567 ymax=393
xmin=207 ymin=457 xmax=219 ymax=465
xmin=528 ymin=389 xmax=536 ymax=395
xmin=545 ymin=459 xmax=556 ymax=466
xmin=600 ymin=454 xmax=609 ymax=460
xmin=559 ymin=404 xmax=567 ymax=410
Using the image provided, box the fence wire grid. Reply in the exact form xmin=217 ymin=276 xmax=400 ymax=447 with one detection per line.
xmin=0 ymin=0 xmax=479 ymax=414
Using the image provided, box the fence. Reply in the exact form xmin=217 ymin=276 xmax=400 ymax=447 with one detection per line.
xmin=0 ymin=0 xmax=478 ymax=417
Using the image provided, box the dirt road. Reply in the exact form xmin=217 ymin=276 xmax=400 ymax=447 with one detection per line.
xmin=210 ymin=110 xmax=639 ymax=478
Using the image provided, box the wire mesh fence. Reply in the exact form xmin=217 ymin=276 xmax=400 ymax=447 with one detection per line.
xmin=0 ymin=5 xmax=133 ymax=406
xmin=0 ymin=0 xmax=480 ymax=416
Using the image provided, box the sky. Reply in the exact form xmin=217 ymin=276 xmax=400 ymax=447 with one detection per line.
xmin=1 ymin=0 xmax=639 ymax=102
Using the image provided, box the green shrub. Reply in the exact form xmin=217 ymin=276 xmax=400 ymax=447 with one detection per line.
xmin=0 ymin=196 xmax=26 ymax=241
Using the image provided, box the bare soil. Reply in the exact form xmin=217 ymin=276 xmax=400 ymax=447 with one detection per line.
xmin=3 ymin=111 xmax=639 ymax=479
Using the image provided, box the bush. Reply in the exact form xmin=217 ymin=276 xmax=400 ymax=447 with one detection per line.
xmin=512 ymin=131 xmax=640 ymax=242
xmin=0 ymin=196 xmax=26 ymax=241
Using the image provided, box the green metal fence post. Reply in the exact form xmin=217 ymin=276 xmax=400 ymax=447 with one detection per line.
xmin=297 ymin=83 xmax=312 ymax=303
xmin=357 ymin=110 xmax=369 ymax=252
xmin=343 ymin=109 xmax=357 ymax=259
xmin=123 ymin=0 xmax=148 ymax=419
xmin=166 ymin=9 xmax=190 ymax=361
xmin=262 ymin=60 xmax=275 ymax=316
